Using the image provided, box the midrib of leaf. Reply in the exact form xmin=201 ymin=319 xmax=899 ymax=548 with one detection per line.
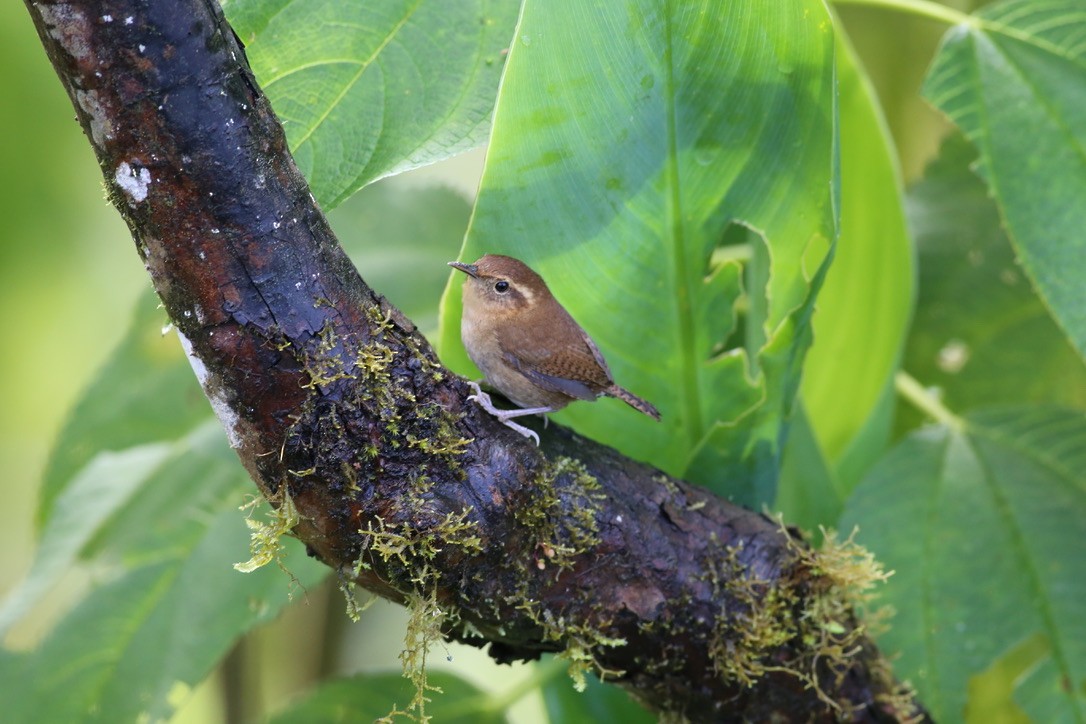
xmin=981 ymin=5 xmax=1086 ymax=62
xmin=282 ymin=0 xmax=425 ymax=151
xmin=966 ymin=427 xmax=1086 ymax=722
xmin=261 ymin=58 xmax=367 ymax=87
xmin=834 ymin=0 xmax=1083 ymax=61
xmin=976 ymin=413 xmax=1086 ymax=517
xmin=662 ymin=4 xmax=703 ymax=447
xmin=979 ymin=31 xmax=1086 ymax=171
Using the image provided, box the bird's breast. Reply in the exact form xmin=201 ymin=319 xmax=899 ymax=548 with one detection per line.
xmin=459 ymin=312 xmax=572 ymax=410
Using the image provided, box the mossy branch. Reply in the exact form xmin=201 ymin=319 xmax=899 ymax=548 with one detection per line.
xmin=25 ymin=0 xmax=926 ymax=720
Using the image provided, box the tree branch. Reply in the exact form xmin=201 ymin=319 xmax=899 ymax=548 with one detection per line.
xmin=25 ymin=0 xmax=925 ymax=720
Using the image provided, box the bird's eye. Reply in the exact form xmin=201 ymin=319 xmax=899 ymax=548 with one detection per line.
xmin=494 ymin=280 xmax=510 ymax=293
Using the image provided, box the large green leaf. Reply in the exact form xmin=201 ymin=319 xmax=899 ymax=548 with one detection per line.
xmin=0 ymin=423 xmax=328 ymax=723
xmin=269 ymin=671 xmax=503 ymax=723
xmin=228 ymin=0 xmax=520 ymax=209
xmin=899 ymin=133 xmax=1086 ymax=434
xmin=438 ymin=0 xmax=837 ymax=505
xmin=841 ymin=407 xmax=1086 ymax=723
xmin=923 ymin=0 xmax=1086 ymax=360
xmin=800 ymin=22 xmax=913 ymax=468
xmin=0 ymin=444 xmax=171 ymax=634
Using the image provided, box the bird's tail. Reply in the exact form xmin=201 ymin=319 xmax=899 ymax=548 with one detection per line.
xmin=606 ymin=385 xmax=661 ymax=421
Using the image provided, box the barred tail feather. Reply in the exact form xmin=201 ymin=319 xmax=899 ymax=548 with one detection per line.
xmin=606 ymin=385 xmax=661 ymax=421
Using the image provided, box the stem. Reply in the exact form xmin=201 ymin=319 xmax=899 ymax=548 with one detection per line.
xmin=832 ymin=0 xmax=974 ymax=27
xmin=894 ymin=371 xmax=964 ymax=430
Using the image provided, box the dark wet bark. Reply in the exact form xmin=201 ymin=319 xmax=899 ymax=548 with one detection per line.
xmin=25 ymin=0 xmax=926 ymax=720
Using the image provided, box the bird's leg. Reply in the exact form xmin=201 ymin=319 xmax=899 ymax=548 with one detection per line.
xmin=466 ymin=381 xmax=553 ymax=446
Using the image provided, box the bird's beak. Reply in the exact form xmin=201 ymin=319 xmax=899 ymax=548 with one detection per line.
xmin=448 ymin=261 xmax=479 ymax=278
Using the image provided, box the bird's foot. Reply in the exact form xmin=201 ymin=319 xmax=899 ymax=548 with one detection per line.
xmin=466 ymin=381 xmax=552 ymax=446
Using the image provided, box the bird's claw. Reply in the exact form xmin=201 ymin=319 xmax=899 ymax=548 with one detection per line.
xmin=465 ymin=381 xmax=542 ymax=446
xmin=504 ymin=421 xmax=540 ymax=446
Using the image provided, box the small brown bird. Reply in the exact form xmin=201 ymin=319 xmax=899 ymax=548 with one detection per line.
xmin=449 ymin=254 xmax=660 ymax=444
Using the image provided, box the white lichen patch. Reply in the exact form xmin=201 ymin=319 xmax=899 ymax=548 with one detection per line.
xmin=36 ymin=4 xmax=91 ymax=60
xmin=75 ymin=89 xmax=113 ymax=147
xmin=115 ymin=161 xmax=151 ymax=203
xmin=176 ymin=330 xmax=208 ymax=386
xmin=178 ymin=330 xmax=243 ymax=449
xmin=210 ymin=389 xmax=244 ymax=450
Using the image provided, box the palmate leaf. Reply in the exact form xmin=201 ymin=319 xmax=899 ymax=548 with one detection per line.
xmin=438 ymin=0 xmax=837 ymax=505
xmin=225 ymin=0 xmax=520 ymax=209
xmin=841 ymin=407 xmax=1086 ymax=723
xmin=923 ymin=0 xmax=1086 ymax=361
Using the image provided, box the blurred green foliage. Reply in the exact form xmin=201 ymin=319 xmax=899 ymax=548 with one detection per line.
xmin=5 ymin=0 xmax=1085 ymax=722
xmin=0 ymin=2 xmax=146 ymax=600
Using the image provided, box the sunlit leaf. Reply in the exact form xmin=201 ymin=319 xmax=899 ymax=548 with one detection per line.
xmin=801 ymin=23 xmax=912 ymax=468
xmin=229 ymin=0 xmax=520 ymax=208
xmin=439 ymin=0 xmax=837 ymax=505
xmin=923 ymin=0 xmax=1086 ymax=360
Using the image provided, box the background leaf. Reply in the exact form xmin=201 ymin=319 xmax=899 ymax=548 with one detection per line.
xmin=841 ymin=407 xmax=1086 ymax=723
xmin=923 ymin=0 xmax=1086 ymax=360
xmin=229 ymin=0 xmax=520 ymax=209
xmin=269 ymin=671 xmax=503 ymax=723
xmin=438 ymin=0 xmax=837 ymax=506
xmin=0 ymin=423 xmax=328 ymax=723
xmin=774 ymin=402 xmax=841 ymax=533
xmin=799 ymin=24 xmax=912 ymax=482
xmin=899 ymin=133 xmax=1086 ymax=434
xmin=0 ymin=444 xmax=170 ymax=634
xmin=541 ymin=668 xmax=654 ymax=724
xmin=331 ymin=183 xmax=473 ymax=335
xmin=37 ymin=288 xmax=207 ymax=525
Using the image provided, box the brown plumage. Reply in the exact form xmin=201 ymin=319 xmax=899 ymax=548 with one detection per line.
xmin=448 ymin=254 xmax=659 ymax=443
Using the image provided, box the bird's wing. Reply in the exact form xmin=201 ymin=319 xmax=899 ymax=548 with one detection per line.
xmin=502 ymin=351 xmax=597 ymax=401
xmin=499 ymin=311 xmax=613 ymax=401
